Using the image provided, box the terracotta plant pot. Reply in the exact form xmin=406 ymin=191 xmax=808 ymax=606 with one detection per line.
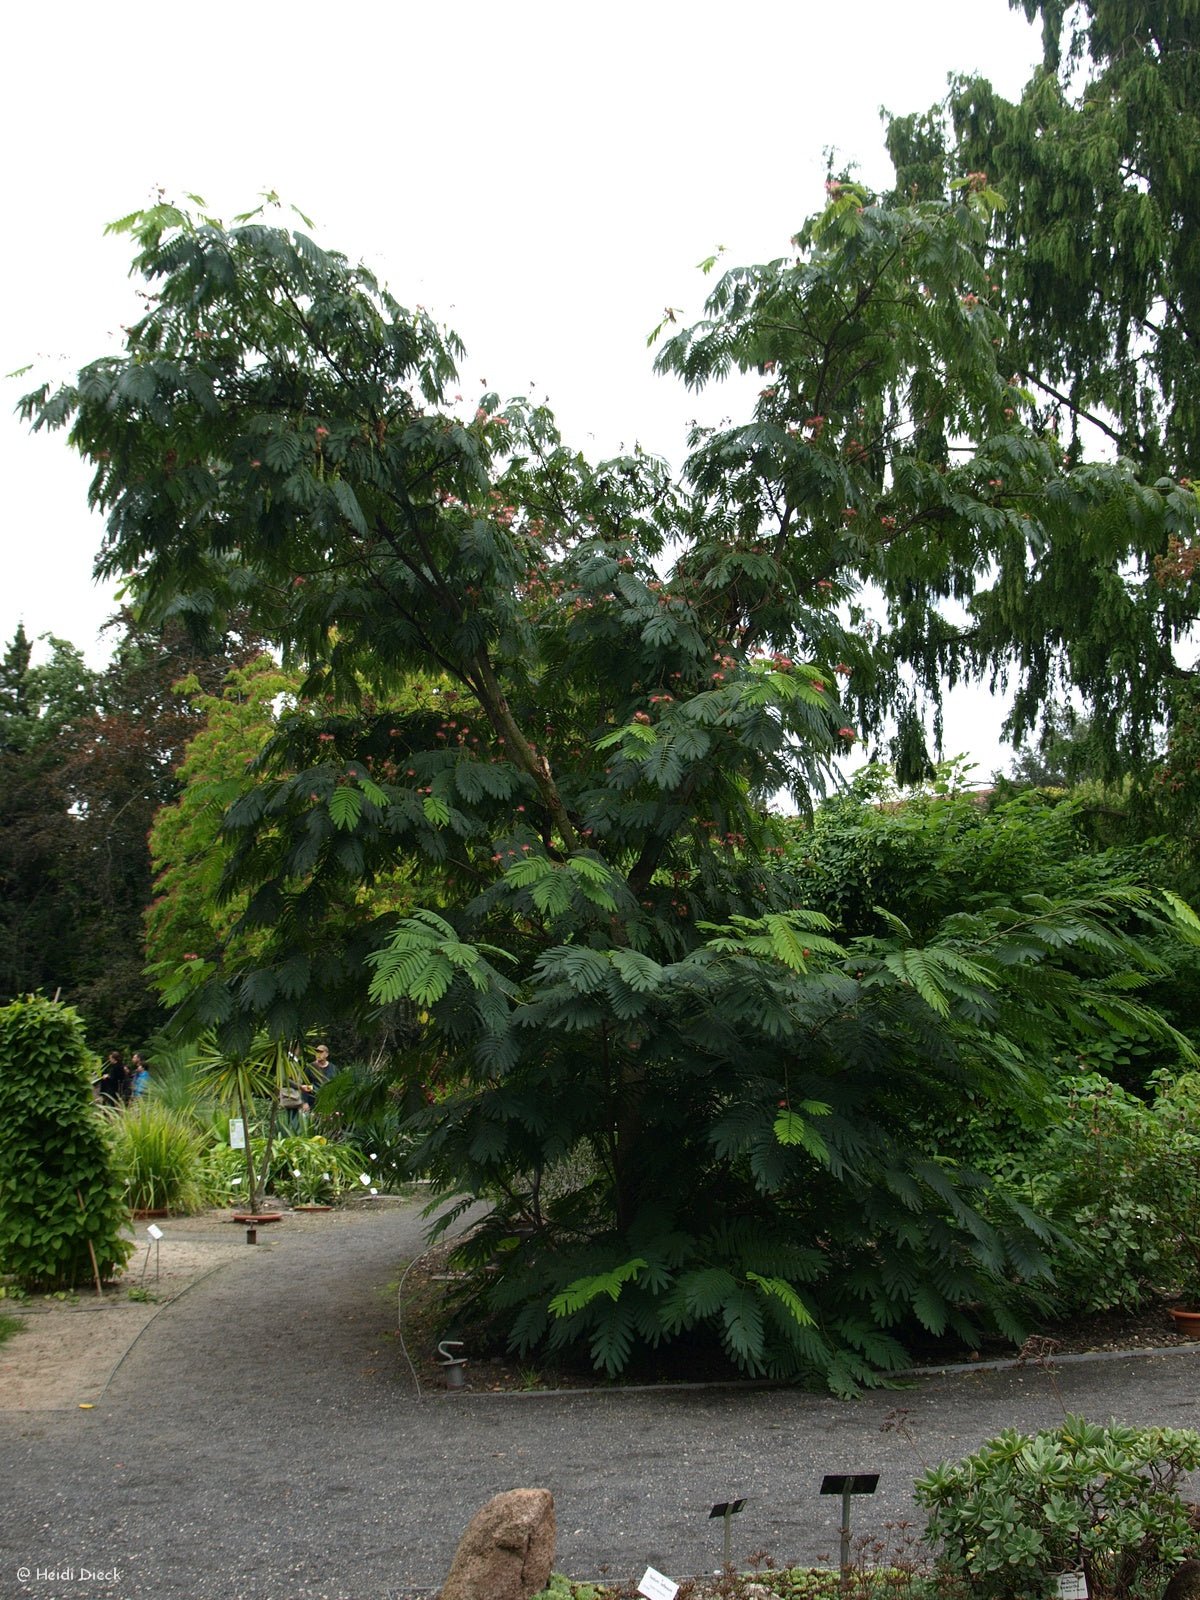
xmin=1169 ymin=1307 xmax=1200 ymax=1336
xmin=131 ymin=1208 xmax=169 ymax=1220
xmin=291 ymin=1204 xmax=332 ymax=1213
xmin=229 ymin=1212 xmax=283 ymax=1224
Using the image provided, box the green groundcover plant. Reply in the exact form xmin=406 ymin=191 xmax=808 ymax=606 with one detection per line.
xmin=0 ymin=996 xmax=132 ymax=1288
xmin=1023 ymin=1073 xmax=1200 ymax=1314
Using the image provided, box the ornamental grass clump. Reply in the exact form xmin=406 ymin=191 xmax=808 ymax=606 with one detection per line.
xmin=915 ymin=1415 xmax=1200 ymax=1600
xmin=0 ymin=996 xmax=132 ymax=1289
xmin=108 ymin=1100 xmax=213 ymax=1213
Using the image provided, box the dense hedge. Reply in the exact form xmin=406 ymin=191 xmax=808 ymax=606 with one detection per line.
xmin=0 ymin=996 xmax=131 ymax=1288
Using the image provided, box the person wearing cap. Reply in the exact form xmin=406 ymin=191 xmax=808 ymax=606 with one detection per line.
xmin=302 ymin=1043 xmax=335 ymax=1112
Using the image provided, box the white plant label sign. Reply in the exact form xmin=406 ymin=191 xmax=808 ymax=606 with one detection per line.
xmin=1058 ymin=1573 xmax=1088 ymax=1600
xmin=637 ymin=1569 xmax=678 ymax=1600
xmin=229 ymin=1118 xmax=246 ymax=1150
xmin=145 ymin=1224 xmax=164 ymax=1241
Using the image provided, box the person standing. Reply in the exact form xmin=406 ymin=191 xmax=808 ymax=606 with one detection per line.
xmin=302 ymin=1043 xmax=335 ymax=1112
xmin=130 ymin=1053 xmax=150 ymax=1097
xmin=98 ymin=1050 xmax=129 ymax=1105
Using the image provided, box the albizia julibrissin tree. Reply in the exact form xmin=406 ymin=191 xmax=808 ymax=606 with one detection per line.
xmin=20 ymin=190 xmax=1200 ymax=1389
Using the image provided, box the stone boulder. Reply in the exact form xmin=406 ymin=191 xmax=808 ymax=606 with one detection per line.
xmin=439 ymin=1488 xmax=556 ymax=1600
xmin=1163 ymin=1561 xmax=1200 ymax=1600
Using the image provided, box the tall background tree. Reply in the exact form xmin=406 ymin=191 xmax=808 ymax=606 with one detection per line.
xmin=886 ymin=0 xmax=1200 ymax=773
xmin=0 ymin=626 xmax=97 ymax=1009
xmin=0 ymin=614 xmax=260 ymax=1045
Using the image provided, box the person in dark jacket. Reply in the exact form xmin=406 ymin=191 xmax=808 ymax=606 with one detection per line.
xmin=301 ymin=1043 xmax=335 ymax=1112
xmin=99 ymin=1050 xmax=129 ymax=1105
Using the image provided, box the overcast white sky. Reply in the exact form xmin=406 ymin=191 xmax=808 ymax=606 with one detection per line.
xmin=2 ymin=0 xmax=1043 ymax=775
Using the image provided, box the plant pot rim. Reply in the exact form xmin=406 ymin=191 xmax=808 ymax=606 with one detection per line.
xmin=229 ymin=1212 xmax=283 ymax=1224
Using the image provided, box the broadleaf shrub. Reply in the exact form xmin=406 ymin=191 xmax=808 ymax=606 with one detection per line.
xmin=267 ymin=1133 xmax=372 ymax=1205
xmin=1028 ymin=1073 xmax=1200 ymax=1312
xmin=0 ymin=996 xmax=132 ymax=1288
xmin=915 ymin=1415 xmax=1200 ymax=1600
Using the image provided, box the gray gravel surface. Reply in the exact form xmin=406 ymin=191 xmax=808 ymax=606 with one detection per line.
xmin=2 ymin=1198 xmax=1199 ymax=1600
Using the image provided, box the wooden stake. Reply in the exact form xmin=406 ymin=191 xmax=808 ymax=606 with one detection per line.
xmin=76 ymin=1191 xmax=104 ymax=1298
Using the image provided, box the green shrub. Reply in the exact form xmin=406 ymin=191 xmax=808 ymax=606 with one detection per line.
xmin=108 ymin=1101 xmax=214 ymax=1213
xmin=196 ymin=1138 xmax=249 ymax=1205
xmin=0 ymin=996 xmax=132 ymax=1288
xmin=142 ymin=1046 xmax=220 ymax=1121
xmin=1029 ymin=1074 xmax=1200 ymax=1312
xmin=915 ymin=1415 xmax=1200 ymax=1600
xmin=267 ymin=1133 xmax=371 ymax=1205
xmin=312 ymin=1063 xmax=418 ymax=1181
xmin=196 ymin=1128 xmax=372 ymax=1207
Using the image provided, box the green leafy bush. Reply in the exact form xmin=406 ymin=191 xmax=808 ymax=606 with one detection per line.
xmin=0 ymin=996 xmax=132 ymax=1288
xmin=108 ymin=1100 xmax=214 ymax=1213
xmin=141 ymin=1042 xmax=221 ymax=1120
xmin=312 ymin=1063 xmax=420 ymax=1181
xmin=267 ymin=1133 xmax=372 ymax=1205
xmin=1028 ymin=1074 xmax=1200 ymax=1312
xmin=197 ymin=1128 xmax=371 ymax=1207
xmin=915 ymin=1415 xmax=1200 ymax=1600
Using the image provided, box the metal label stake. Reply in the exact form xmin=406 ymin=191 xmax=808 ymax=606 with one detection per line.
xmin=820 ymin=1474 xmax=878 ymax=1574
xmin=708 ymin=1499 xmax=746 ymax=1568
xmin=140 ymin=1222 xmax=164 ymax=1284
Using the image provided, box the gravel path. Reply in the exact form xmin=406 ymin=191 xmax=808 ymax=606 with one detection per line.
xmin=2 ymin=1198 xmax=1199 ymax=1600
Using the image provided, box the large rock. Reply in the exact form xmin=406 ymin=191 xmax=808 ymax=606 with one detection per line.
xmin=439 ymin=1488 xmax=556 ymax=1600
xmin=1163 ymin=1561 xmax=1200 ymax=1600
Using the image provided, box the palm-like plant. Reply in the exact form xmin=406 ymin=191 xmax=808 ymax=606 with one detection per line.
xmin=190 ymin=1033 xmax=300 ymax=1213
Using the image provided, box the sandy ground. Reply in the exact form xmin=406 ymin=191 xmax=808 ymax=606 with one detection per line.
xmin=0 ymin=1216 xmax=252 ymax=1410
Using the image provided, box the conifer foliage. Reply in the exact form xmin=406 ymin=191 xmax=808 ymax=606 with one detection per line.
xmin=20 ymin=191 xmax=1200 ymax=1385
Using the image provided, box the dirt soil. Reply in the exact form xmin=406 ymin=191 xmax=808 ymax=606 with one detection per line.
xmin=1 ymin=1211 xmax=282 ymax=1409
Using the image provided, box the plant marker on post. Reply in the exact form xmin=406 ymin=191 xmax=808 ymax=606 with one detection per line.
xmin=141 ymin=1222 xmax=163 ymax=1284
xmin=709 ymin=1499 xmax=747 ymax=1569
xmin=820 ymin=1474 xmax=878 ymax=1576
xmin=637 ymin=1568 xmax=678 ymax=1600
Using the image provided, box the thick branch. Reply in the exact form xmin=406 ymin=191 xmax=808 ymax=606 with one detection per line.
xmin=1025 ymin=375 xmax=1130 ymax=452
xmin=469 ymin=652 xmax=581 ymax=854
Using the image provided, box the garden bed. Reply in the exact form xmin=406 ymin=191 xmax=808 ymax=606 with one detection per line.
xmin=397 ymin=1237 xmax=1200 ymax=1394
